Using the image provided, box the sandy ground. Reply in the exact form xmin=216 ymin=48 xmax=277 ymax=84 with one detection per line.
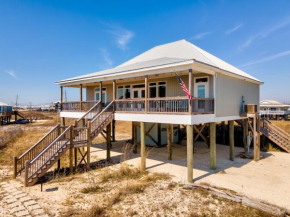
xmin=90 ymin=140 xmax=290 ymax=210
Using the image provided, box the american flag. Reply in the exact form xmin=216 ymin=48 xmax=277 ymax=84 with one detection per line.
xmin=175 ymin=73 xmax=193 ymax=100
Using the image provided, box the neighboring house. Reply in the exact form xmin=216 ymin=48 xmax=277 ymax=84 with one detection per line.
xmin=0 ymin=102 xmax=13 ymax=125
xmin=260 ymin=100 xmax=290 ymax=120
xmin=14 ymin=40 xmax=264 ymax=186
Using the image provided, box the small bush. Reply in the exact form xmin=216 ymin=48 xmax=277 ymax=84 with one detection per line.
xmin=81 ymin=185 xmax=103 ymax=194
xmin=84 ymin=204 xmax=105 ymax=217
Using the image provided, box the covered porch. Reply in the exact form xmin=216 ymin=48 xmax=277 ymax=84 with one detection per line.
xmin=59 ymin=68 xmax=215 ymax=116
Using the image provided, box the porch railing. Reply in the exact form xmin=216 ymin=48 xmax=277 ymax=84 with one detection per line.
xmin=115 ymin=97 xmax=214 ymax=114
xmin=61 ymin=101 xmax=98 ymax=111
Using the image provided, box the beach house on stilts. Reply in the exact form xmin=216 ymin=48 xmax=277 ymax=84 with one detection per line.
xmin=13 ymin=40 xmax=263 ymax=186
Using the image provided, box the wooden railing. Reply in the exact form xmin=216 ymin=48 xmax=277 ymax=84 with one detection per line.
xmin=115 ymin=97 xmax=214 ymax=114
xmin=75 ymin=101 xmax=101 ymax=128
xmin=115 ymin=99 xmax=145 ymax=112
xmin=262 ymin=119 xmax=290 ymax=143
xmin=191 ymin=98 xmax=214 ymax=114
xmin=90 ymin=101 xmax=114 ymax=139
xmin=260 ymin=110 xmax=290 ymax=115
xmin=148 ymin=97 xmax=189 ymax=114
xmin=26 ymin=126 xmax=71 ymax=182
xmin=14 ymin=124 xmax=60 ymax=177
xmin=61 ymin=101 xmax=98 ymax=112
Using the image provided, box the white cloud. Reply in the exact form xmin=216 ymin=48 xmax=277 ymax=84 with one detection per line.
xmin=105 ymin=25 xmax=134 ymax=50
xmin=5 ymin=70 xmax=18 ymax=79
xmin=225 ymin=24 xmax=243 ymax=35
xmin=240 ymin=50 xmax=290 ymax=68
xmin=241 ymin=17 xmax=290 ymax=49
xmin=99 ymin=48 xmax=113 ymax=67
xmin=191 ymin=32 xmax=212 ymax=40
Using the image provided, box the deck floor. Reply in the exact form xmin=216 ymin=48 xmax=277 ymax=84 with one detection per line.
xmin=90 ymin=140 xmax=290 ymax=210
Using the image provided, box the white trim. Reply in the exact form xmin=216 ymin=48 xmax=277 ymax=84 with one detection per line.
xmin=214 ymin=115 xmax=246 ymax=122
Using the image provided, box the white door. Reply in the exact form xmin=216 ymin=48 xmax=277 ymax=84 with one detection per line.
xmin=194 ymin=77 xmax=209 ymax=98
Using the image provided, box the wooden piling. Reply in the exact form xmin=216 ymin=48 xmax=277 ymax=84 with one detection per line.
xmin=167 ymin=124 xmax=173 ymax=160
xmin=229 ymin=120 xmax=234 ymax=161
xmin=243 ymin=118 xmax=249 ymax=155
xmin=25 ymin=160 xmax=29 ymax=187
xmin=221 ymin=121 xmax=226 ymax=145
xmin=210 ymin=122 xmax=216 ymax=170
xmin=106 ymin=122 xmax=111 ymax=161
xmin=13 ymin=156 xmax=17 ymax=179
xmin=187 ymin=125 xmax=193 ymax=183
xmin=69 ymin=126 xmax=73 ymax=173
xmin=140 ymin=122 xmax=146 ymax=171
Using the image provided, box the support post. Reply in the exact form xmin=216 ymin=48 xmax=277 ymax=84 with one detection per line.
xmin=80 ymin=84 xmax=83 ymax=110
xmin=210 ymin=122 xmax=216 ymax=170
xmin=243 ymin=118 xmax=249 ymax=155
xmin=157 ymin=123 xmax=161 ymax=147
xmin=25 ymin=160 xmax=29 ymax=187
xmin=188 ymin=69 xmax=193 ymax=114
xmin=61 ymin=118 xmax=65 ymax=127
xmin=60 ymin=86 xmax=63 ymax=111
xmin=133 ymin=122 xmax=138 ymax=154
xmin=187 ymin=125 xmax=193 ymax=183
xmin=167 ymin=124 xmax=173 ymax=160
xmin=140 ymin=122 xmax=146 ymax=171
xmin=99 ymin=81 xmax=103 ymax=109
xmin=253 ymin=115 xmax=258 ymax=161
xmin=69 ymin=126 xmax=73 ymax=173
xmin=257 ymin=115 xmax=260 ymax=160
xmin=221 ymin=121 xmax=226 ymax=145
xmin=87 ymin=121 xmax=91 ymax=170
xmin=229 ymin=120 xmax=234 ymax=161
xmin=106 ymin=122 xmax=111 ymax=161
xmin=13 ymin=156 xmax=17 ymax=179
xmin=145 ymin=76 xmax=148 ymax=113
xmin=112 ymin=119 xmax=116 ymax=142
xmin=74 ymin=148 xmax=77 ymax=171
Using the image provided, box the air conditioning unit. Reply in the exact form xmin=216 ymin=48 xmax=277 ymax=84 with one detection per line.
xmin=244 ymin=104 xmax=257 ymax=114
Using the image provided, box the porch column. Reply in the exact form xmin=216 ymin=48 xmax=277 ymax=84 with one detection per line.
xmin=145 ymin=76 xmax=148 ymax=113
xmin=221 ymin=121 xmax=226 ymax=145
xmin=243 ymin=118 xmax=249 ymax=155
xmin=210 ymin=122 xmax=216 ymax=170
xmin=188 ymin=69 xmax=193 ymax=114
xmin=229 ymin=120 xmax=234 ymax=161
xmin=80 ymin=84 xmax=83 ymax=110
xmin=257 ymin=115 xmax=260 ymax=160
xmin=167 ymin=124 xmax=173 ymax=160
xmin=106 ymin=122 xmax=111 ymax=161
xmin=99 ymin=81 xmax=103 ymax=109
xmin=60 ymin=86 xmax=63 ymax=111
xmin=187 ymin=125 xmax=193 ymax=183
xmin=112 ymin=80 xmax=116 ymax=142
xmin=140 ymin=122 xmax=146 ymax=171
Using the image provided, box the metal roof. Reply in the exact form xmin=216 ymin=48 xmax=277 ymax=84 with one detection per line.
xmin=57 ymin=39 xmax=262 ymax=84
xmin=260 ymin=100 xmax=290 ymax=107
xmin=0 ymin=102 xmax=9 ymax=106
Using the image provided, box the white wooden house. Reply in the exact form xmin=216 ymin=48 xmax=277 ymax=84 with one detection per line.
xmin=260 ymin=100 xmax=290 ymax=120
xmin=14 ymin=40 xmax=263 ymax=186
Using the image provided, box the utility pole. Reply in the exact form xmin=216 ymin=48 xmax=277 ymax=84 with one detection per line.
xmin=15 ymin=95 xmax=18 ymax=110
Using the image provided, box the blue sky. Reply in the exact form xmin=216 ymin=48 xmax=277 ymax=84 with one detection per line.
xmin=1 ymin=0 xmax=290 ymax=105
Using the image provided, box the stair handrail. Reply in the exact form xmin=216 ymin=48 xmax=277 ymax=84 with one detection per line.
xmin=90 ymin=101 xmax=115 ymax=136
xmin=75 ymin=101 xmax=101 ymax=127
xmin=16 ymin=124 xmax=60 ymax=176
xmin=27 ymin=125 xmax=71 ymax=180
xmin=262 ymin=119 xmax=290 ymax=140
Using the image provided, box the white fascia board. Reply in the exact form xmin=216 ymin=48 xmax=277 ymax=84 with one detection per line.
xmin=214 ymin=115 xmax=247 ymax=122
xmin=56 ymin=60 xmax=194 ymax=86
xmin=115 ymin=113 xmax=216 ymax=125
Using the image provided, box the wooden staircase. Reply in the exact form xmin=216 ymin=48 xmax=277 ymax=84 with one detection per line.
xmin=14 ymin=101 xmax=115 ymax=186
xmin=260 ymin=119 xmax=290 ymax=153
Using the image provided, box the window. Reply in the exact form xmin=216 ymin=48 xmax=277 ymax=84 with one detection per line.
xmin=196 ymin=78 xmax=208 ymax=83
xmin=149 ymin=82 xmax=166 ymax=98
xmin=158 ymin=82 xmax=166 ymax=97
xmin=124 ymin=85 xmax=131 ymax=99
xmin=197 ymin=85 xmax=205 ymax=98
xmin=149 ymin=83 xmax=157 ymax=98
xmin=118 ymin=86 xmax=124 ymax=99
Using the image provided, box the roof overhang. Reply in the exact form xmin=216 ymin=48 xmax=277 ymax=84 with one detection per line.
xmin=56 ymin=59 xmax=263 ymax=87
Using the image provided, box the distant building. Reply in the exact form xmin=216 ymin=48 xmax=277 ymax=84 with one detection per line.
xmin=260 ymin=100 xmax=290 ymax=120
xmin=0 ymin=102 xmax=13 ymax=124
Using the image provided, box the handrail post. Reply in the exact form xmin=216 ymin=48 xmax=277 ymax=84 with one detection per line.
xmin=13 ymin=156 xmax=17 ymax=179
xmin=25 ymin=160 xmax=29 ymax=187
xmin=69 ymin=126 xmax=73 ymax=174
xmin=60 ymin=86 xmax=63 ymax=111
xmin=80 ymin=84 xmax=83 ymax=111
xmin=145 ymin=76 xmax=148 ymax=113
